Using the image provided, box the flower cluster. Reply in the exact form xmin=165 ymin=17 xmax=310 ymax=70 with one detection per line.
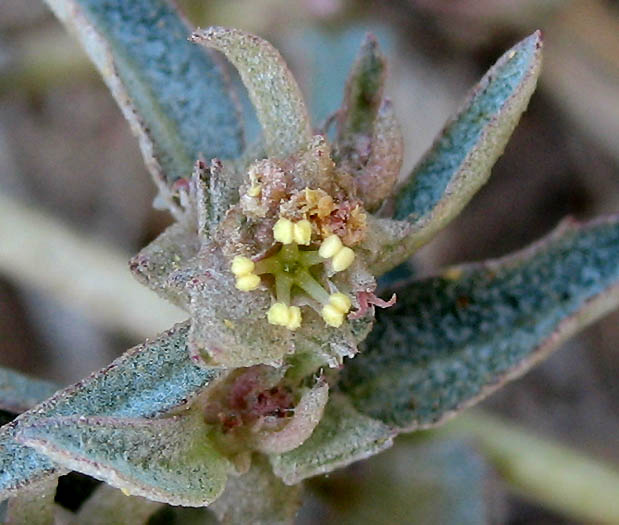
xmin=231 ymin=211 xmax=357 ymax=330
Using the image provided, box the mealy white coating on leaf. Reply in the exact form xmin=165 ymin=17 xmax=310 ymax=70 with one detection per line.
xmin=191 ymin=26 xmax=312 ymax=159
xmin=17 ymin=414 xmax=231 ymax=507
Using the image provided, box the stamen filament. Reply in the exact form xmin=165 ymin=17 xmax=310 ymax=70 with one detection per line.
xmin=299 ymin=250 xmax=323 ymax=267
xmin=275 ymin=273 xmax=293 ymax=305
xmin=294 ymin=270 xmax=331 ymax=305
xmin=254 ymin=258 xmax=281 ymax=275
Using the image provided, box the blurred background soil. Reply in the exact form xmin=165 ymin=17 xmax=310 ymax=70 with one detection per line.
xmin=1 ymin=1 xmax=618 ymax=523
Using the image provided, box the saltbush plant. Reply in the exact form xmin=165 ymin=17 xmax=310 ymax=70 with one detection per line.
xmin=1 ymin=1 xmax=618 ymax=523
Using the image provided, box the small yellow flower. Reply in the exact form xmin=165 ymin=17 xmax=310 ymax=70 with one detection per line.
xmin=231 ymin=216 xmax=357 ymax=329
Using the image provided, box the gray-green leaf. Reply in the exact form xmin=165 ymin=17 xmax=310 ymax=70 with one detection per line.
xmin=0 ymin=367 xmax=58 ymax=418
xmin=367 ymin=31 xmax=543 ymax=275
xmin=42 ymin=0 xmax=244 ymax=204
xmin=1 ymin=322 xmax=220 ymax=498
xmin=17 ymin=413 xmax=230 ymax=506
xmin=191 ymin=26 xmax=312 ymax=159
xmin=270 ymin=394 xmax=395 ymax=485
xmin=341 ymin=215 xmax=619 ymax=430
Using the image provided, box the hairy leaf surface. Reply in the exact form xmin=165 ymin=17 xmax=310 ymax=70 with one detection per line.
xmin=18 ymin=414 xmax=229 ymax=506
xmin=43 ymin=0 xmax=244 ymax=203
xmin=1 ymin=322 xmax=220 ymax=497
xmin=342 ymin=216 xmax=619 ymax=429
xmin=192 ymin=26 xmax=311 ymax=159
xmin=367 ymin=31 xmax=543 ymax=275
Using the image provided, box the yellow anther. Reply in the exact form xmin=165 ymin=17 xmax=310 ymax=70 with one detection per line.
xmin=231 ymin=256 xmax=255 ymax=276
xmin=287 ymin=306 xmax=302 ymax=330
xmin=267 ymin=302 xmax=289 ymax=325
xmin=236 ymin=274 xmax=261 ymax=291
xmin=329 ymin=292 xmax=351 ymax=313
xmin=267 ymin=302 xmax=301 ymax=330
xmin=321 ymin=293 xmax=352 ymax=327
xmin=247 ymin=183 xmax=262 ymax=197
xmin=273 ymin=218 xmax=294 ymax=244
xmin=319 ymin=234 xmax=343 ymax=258
xmin=293 ymin=220 xmax=312 ymax=245
xmin=319 ymin=235 xmax=355 ymax=272
xmin=321 ymin=304 xmax=345 ymax=327
xmin=332 ymin=247 xmax=355 ymax=272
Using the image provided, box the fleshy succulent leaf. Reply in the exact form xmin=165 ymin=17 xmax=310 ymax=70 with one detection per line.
xmin=270 ymin=394 xmax=395 ymax=485
xmin=0 ymin=368 xmax=58 ymax=418
xmin=1 ymin=322 xmax=220 ymax=497
xmin=341 ymin=215 xmax=619 ymax=430
xmin=17 ymin=413 xmax=230 ymax=506
xmin=211 ymin=454 xmax=301 ymax=525
xmin=42 ymin=0 xmax=244 ymax=213
xmin=191 ymin=26 xmax=312 ymax=159
xmin=0 ymin=478 xmax=58 ymax=525
xmin=366 ymin=31 xmax=543 ymax=275
xmin=75 ymin=484 xmax=163 ymax=525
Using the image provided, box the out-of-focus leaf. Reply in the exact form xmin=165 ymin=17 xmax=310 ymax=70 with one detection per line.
xmin=0 ymin=477 xmax=57 ymax=525
xmin=0 ymin=368 xmax=58 ymax=417
xmin=311 ymin=438 xmax=494 ymax=525
xmin=191 ymin=26 xmax=311 ymax=159
xmin=288 ymin=25 xmax=396 ymax=126
xmin=0 ymin=322 xmax=221 ymax=498
xmin=75 ymin=484 xmax=163 ymax=525
xmin=42 ymin=0 xmax=244 ymax=203
xmin=18 ymin=413 xmax=230 ymax=506
xmin=366 ymin=31 xmax=543 ymax=275
xmin=341 ymin=216 xmax=619 ymax=429
xmin=211 ymin=455 xmax=301 ymax=525
xmin=270 ymin=394 xmax=395 ymax=485
xmin=445 ymin=410 xmax=619 ymax=524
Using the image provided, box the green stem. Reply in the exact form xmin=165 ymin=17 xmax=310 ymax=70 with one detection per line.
xmin=437 ymin=410 xmax=619 ymax=524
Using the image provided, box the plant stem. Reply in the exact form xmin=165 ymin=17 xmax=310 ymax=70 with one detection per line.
xmin=438 ymin=409 xmax=619 ymax=524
